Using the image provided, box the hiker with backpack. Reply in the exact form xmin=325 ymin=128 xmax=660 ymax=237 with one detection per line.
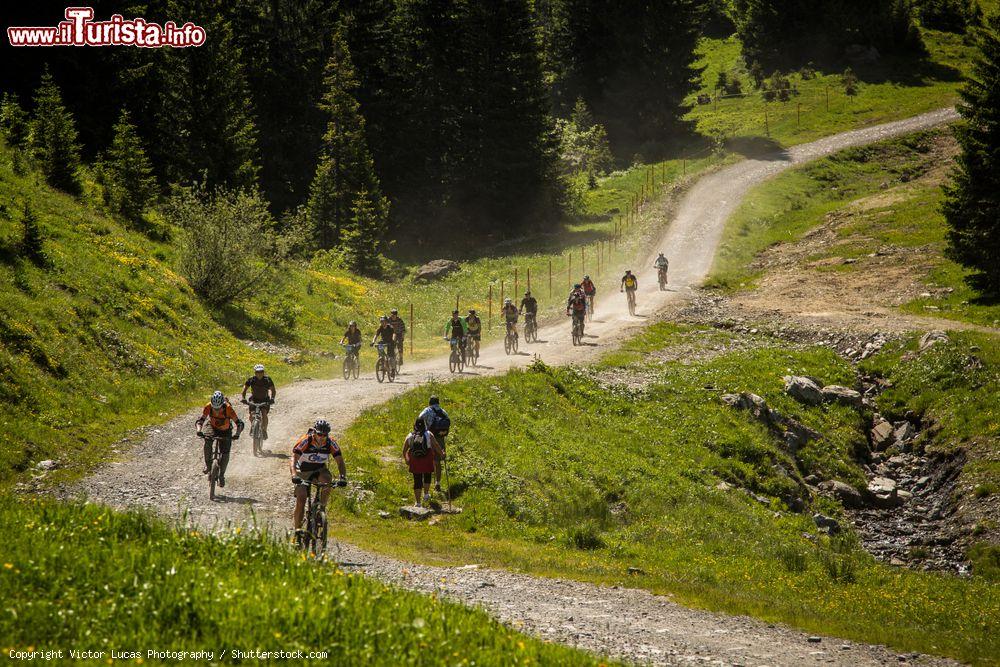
xmin=418 ymin=395 xmax=451 ymax=493
xmin=403 ymin=416 xmax=444 ymax=507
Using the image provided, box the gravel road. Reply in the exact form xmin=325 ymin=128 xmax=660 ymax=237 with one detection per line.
xmin=78 ymin=108 xmax=961 ymax=667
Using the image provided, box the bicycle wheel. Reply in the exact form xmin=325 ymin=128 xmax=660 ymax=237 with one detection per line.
xmin=504 ymin=334 xmax=512 ymax=355
xmin=351 ymin=357 xmax=360 ymax=379
xmin=388 ymin=359 xmax=397 ymax=382
xmin=313 ymin=508 xmax=328 ymax=559
xmin=376 ymin=358 xmax=386 ymax=383
xmin=252 ymin=424 xmax=263 ymax=457
xmin=342 ymin=358 xmax=351 ymax=380
xmin=512 ymin=333 xmax=519 ymax=354
xmin=209 ymin=459 xmax=219 ymax=500
xmin=449 ymin=352 xmax=458 ymax=373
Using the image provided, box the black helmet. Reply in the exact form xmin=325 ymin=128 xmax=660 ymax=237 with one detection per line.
xmin=429 ymin=395 xmax=439 ymax=405
xmin=452 ymin=310 xmax=459 ymax=316
xmin=573 ymin=283 xmax=581 ymax=289
xmin=524 ymin=290 xmax=531 ymax=296
xmin=313 ymin=419 xmax=331 ymax=435
xmin=468 ymin=309 xmax=477 ymax=315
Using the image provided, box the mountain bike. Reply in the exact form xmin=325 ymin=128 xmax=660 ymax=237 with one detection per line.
xmin=448 ymin=337 xmax=465 ymax=373
xmin=524 ymin=312 xmax=538 ymax=343
xmin=375 ymin=343 xmax=396 ymax=383
xmin=245 ymin=400 xmax=269 ymax=457
xmin=657 ymin=267 xmax=668 ymax=290
xmin=342 ymin=343 xmax=360 ymax=380
xmin=294 ymin=477 xmax=346 ymax=560
xmin=625 ymin=288 xmax=637 ymax=316
xmin=504 ymin=322 xmax=519 ymax=355
xmin=465 ymin=334 xmax=479 ymax=367
xmin=204 ymin=431 xmax=236 ymax=501
xmin=571 ymin=313 xmax=584 ymax=346
xmin=586 ymin=294 xmax=595 ymax=322
xmin=394 ymin=337 xmax=405 ymax=368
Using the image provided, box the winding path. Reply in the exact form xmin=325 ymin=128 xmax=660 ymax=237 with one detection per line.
xmin=80 ymin=109 xmax=960 ymax=666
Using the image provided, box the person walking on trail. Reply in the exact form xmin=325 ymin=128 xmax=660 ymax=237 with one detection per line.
xmin=403 ymin=416 xmax=444 ymax=507
xmin=387 ymin=308 xmax=406 ymax=365
xmin=241 ymin=364 xmax=275 ymax=439
xmin=419 ymin=395 xmax=451 ymax=493
xmin=195 ymin=390 xmax=244 ymax=488
xmin=290 ymin=419 xmax=347 ymax=534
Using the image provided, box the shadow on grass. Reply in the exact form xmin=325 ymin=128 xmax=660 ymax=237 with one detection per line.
xmin=724 ymin=135 xmax=790 ymax=161
xmin=213 ymin=302 xmax=296 ymax=344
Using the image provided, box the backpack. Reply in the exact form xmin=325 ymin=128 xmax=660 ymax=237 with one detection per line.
xmin=427 ymin=405 xmax=450 ymax=436
xmin=410 ymin=431 xmax=430 ymax=458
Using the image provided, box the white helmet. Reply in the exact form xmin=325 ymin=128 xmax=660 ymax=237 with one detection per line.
xmin=253 ymin=364 xmax=265 ymax=372
xmin=210 ymin=391 xmax=225 ymax=409
xmin=504 ymin=298 xmax=512 ymax=304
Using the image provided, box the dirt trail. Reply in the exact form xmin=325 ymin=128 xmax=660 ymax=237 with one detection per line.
xmin=79 ymin=109 xmax=961 ymax=667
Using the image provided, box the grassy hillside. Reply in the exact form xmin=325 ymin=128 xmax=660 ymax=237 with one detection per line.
xmin=332 ymin=322 xmax=999 ymax=664
xmin=0 ymin=495 xmax=606 ymax=665
xmin=706 ymin=127 xmax=1000 ymax=328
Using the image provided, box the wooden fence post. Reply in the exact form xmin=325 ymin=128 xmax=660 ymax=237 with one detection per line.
xmin=527 ymin=267 xmax=531 ymax=292
xmin=514 ymin=267 xmax=519 ymax=301
xmin=488 ymin=284 xmax=493 ymax=330
xmin=548 ymin=259 xmax=552 ymax=298
xmin=568 ymin=253 xmax=572 ymax=291
xmin=409 ymin=303 xmax=414 ymax=355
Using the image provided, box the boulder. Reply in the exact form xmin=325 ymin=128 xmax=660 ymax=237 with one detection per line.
xmin=812 ymin=513 xmax=841 ymax=534
xmin=893 ymin=421 xmax=916 ymax=445
xmin=414 ymin=259 xmax=459 ymax=282
xmin=818 ymin=479 xmax=864 ymax=509
xmin=821 ymin=385 xmax=863 ymax=408
xmin=871 ymin=419 xmax=894 ymax=450
xmin=867 ymin=476 xmax=902 ymax=508
xmin=919 ymin=330 xmax=949 ymax=352
xmin=784 ymin=376 xmax=824 ymax=406
xmin=399 ymin=505 xmax=435 ymax=520
xmin=868 ymin=476 xmax=897 ymax=495
xmin=783 ymin=418 xmax=821 ymax=453
xmin=36 ymin=459 xmax=59 ymax=471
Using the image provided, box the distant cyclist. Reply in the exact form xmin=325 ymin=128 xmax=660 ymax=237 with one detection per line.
xmin=621 ymin=270 xmax=638 ymax=292
xmin=387 ymin=308 xmax=406 ymax=364
xmin=566 ymin=284 xmax=587 ymax=336
xmin=519 ymin=290 xmax=538 ymax=324
xmin=241 ymin=364 xmax=275 ymax=439
xmin=341 ymin=321 xmax=362 ymax=347
xmin=372 ymin=316 xmax=397 ymax=365
xmin=195 ymin=391 xmax=244 ymax=488
xmin=466 ymin=309 xmax=482 ymax=357
xmin=502 ymin=298 xmax=519 ymax=338
xmin=654 ymin=253 xmax=669 ymax=286
xmin=291 ymin=419 xmax=346 ymax=535
xmin=444 ymin=310 xmax=468 ymax=350
xmin=581 ymin=275 xmax=596 ymax=314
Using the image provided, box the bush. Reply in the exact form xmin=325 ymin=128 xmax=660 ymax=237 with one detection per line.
xmin=917 ymin=0 xmax=982 ymax=33
xmin=0 ymin=93 xmax=30 ymax=149
xmin=19 ymin=204 xmax=46 ymax=266
xmin=166 ymin=185 xmax=299 ymax=307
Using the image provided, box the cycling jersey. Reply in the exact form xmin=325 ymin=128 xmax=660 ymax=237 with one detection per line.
xmin=243 ymin=375 xmax=275 ymax=403
xmin=622 ymin=274 xmax=637 ymax=290
xmin=520 ymin=296 xmax=537 ymax=314
xmin=655 ymin=257 xmax=669 ymax=269
xmin=343 ymin=328 xmax=362 ymax=345
xmin=388 ymin=316 xmax=406 ymax=337
xmin=198 ymin=402 xmax=240 ymax=431
xmin=445 ymin=317 xmax=467 ymax=338
xmin=581 ymin=279 xmax=596 ymax=295
xmin=567 ymin=292 xmax=586 ymax=312
xmin=502 ymin=305 xmax=518 ymax=321
xmin=293 ymin=433 xmax=342 ymax=471
xmin=374 ymin=324 xmax=395 ymax=346
xmin=466 ymin=315 xmax=482 ymax=333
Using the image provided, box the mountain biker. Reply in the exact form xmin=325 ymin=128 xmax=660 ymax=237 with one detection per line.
xmin=403 ymin=416 xmax=445 ymax=507
xmin=291 ymin=419 xmax=347 ymax=534
xmin=581 ymin=275 xmax=596 ymax=315
xmin=240 ymin=364 xmax=275 ymax=440
xmin=341 ymin=321 xmax=362 ymax=347
xmin=519 ymin=291 xmax=538 ymax=329
xmin=387 ymin=308 xmax=406 ymax=364
xmin=195 ymin=390 xmax=244 ymax=488
xmin=419 ymin=396 xmax=451 ymax=493
xmin=466 ymin=309 xmax=482 ymax=357
xmin=566 ymin=284 xmax=587 ymax=336
xmin=372 ymin=316 xmax=397 ymax=365
xmin=654 ymin=253 xmax=669 ymax=284
xmin=502 ymin=298 xmax=519 ymax=338
xmin=619 ymin=270 xmax=639 ymax=300
xmin=444 ymin=310 xmax=467 ymax=351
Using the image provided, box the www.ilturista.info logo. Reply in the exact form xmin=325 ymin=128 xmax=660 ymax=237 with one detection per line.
xmin=7 ymin=7 xmax=206 ymax=48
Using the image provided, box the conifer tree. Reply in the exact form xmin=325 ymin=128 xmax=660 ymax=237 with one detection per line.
xmin=100 ymin=109 xmax=158 ymax=222
xmin=0 ymin=93 xmax=30 ymax=149
xmin=340 ymin=188 xmax=389 ymax=275
xmin=943 ymin=13 xmax=1000 ymax=296
xmin=20 ymin=203 xmax=46 ymax=266
xmin=30 ymin=69 xmax=82 ymax=195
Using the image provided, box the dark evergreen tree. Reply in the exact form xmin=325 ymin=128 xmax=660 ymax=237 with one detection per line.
xmin=306 ymin=29 xmax=385 ymax=250
xmin=340 ymin=188 xmax=389 ymax=275
xmin=100 ymin=109 xmax=158 ymax=222
xmin=155 ymin=10 xmax=258 ymax=190
xmin=551 ymin=0 xmax=702 ymax=154
xmin=943 ymin=13 xmax=1000 ymax=296
xmin=0 ymin=93 xmax=30 ymax=149
xmin=20 ymin=203 xmax=46 ymax=265
xmin=29 ymin=69 xmax=82 ymax=194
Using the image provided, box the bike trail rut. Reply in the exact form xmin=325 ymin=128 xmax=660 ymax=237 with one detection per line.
xmin=79 ymin=108 xmax=961 ymax=666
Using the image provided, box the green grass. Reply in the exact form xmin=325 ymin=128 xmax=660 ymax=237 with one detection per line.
xmin=331 ymin=321 xmax=999 ymax=665
xmin=686 ymin=27 xmax=973 ymax=148
xmin=0 ymin=494 xmax=606 ymax=666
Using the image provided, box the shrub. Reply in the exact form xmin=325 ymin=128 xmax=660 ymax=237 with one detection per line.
xmin=917 ymin=0 xmax=982 ymax=33
xmin=98 ymin=109 xmax=158 ymax=223
xmin=29 ymin=68 xmax=81 ymax=195
xmin=19 ymin=204 xmax=46 ymax=266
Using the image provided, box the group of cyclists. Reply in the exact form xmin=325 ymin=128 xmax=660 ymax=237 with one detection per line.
xmin=195 ymin=252 xmax=670 ymax=536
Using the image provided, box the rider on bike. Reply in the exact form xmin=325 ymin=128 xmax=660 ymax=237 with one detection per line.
xmin=444 ymin=310 xmax=468 ymax=351
xmin=566 ymin=284 xmax=587 ymax=336
xmin=387 ymin=308 xmax=406 ymax=364
xmin=466 ymin=309 xmax=482 ymax=357
xmin=240 ymin=364 xmax=275 ymax=439
xmin=372 ymin=316 xmax=397 ymax=366
xmin=654 ymin=253 xmax=669 ymax=285
xmin=341 ymin=321 xmax=362 ymax=347
xmin=502 ymin=298 xmax=519 ymax=338
xmin=581 ymin=275 xmax=596 ymax=315
xmin=621 ymin=270 xmax=638 ymax=298
xmin=195 ymin=390 xmax=244 ymax=487
xmin=291 ymin=419 xmax=346 ymax=534
xmin=519 ymin=291 xmax=538 ymax=329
